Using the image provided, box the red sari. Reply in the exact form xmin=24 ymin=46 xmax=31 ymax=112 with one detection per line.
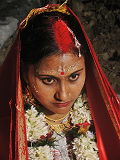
xmin=0 ymin=4 xmax=120 ymax=160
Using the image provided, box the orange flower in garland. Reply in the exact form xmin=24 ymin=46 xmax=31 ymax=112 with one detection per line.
xmin=76 ymin=121 xmax=91 ymax=135
xmin=64 ymin=121 xmax=91 ymax=140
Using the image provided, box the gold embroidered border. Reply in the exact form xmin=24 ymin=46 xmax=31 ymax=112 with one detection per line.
xmin=16 ymin=75 xmax=28 ymax=159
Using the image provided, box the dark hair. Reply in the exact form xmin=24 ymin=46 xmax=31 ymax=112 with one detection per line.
xmin=20 ymin=11 xmax=88 ymax=65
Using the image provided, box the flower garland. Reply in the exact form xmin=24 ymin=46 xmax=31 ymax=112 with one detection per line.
xmin=24 ymin=90 xmax=99 ymax=159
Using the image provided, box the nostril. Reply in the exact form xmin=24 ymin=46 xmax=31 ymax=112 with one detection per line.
xmin=54 ymin=92 xmax=62 ymax=101
xmin=54 ymin=94 xmax=62 ymax=101
xmin=54 ymin=89 xmax=69 ymax=102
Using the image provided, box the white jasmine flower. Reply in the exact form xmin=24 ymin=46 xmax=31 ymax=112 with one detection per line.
xmin=70 ymin=93 xmax=92 ymax=124
xmin=73 ymin=135 xmax=99 ymax=160
xmin=86 ymin=131 xmax=94 ymax=139
xmin=25 ymin=106 xmax=48 ymax=141
xmin=28 ymin=145 xmax=53 ymax=160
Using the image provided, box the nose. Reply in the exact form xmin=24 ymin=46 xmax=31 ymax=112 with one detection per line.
xmin=54 ymin=82 xmax=69 ymax=101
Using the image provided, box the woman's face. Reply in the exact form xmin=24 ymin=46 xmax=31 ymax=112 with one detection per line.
xmin=26 ymin=51 xmax=86 ymax=115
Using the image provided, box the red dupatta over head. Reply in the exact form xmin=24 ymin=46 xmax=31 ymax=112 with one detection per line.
xmin=0 ymin=3 xmax=120 ymax=160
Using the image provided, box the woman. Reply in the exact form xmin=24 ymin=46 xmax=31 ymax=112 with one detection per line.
xmin=0 ymin=1 xmax=120 ymax=159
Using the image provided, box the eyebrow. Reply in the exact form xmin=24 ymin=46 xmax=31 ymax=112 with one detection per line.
xmin=37 ymin=68 xmax=83 ymax=77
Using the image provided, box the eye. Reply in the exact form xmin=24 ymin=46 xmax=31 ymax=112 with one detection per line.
xmin=69 ymin=73 xmax=79 ymax=82
xmin=41 ymin=77 xmax=55 ymax=85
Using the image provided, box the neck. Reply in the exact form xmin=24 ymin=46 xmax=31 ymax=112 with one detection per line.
xmin=44 ymin=108 xmax=71 ymax=124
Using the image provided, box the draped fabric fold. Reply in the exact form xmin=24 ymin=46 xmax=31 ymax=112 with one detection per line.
xmin=0 ymin=33 xmax=28 ymax=159
xmin=0 ymin=4 xmax=120 ymax=160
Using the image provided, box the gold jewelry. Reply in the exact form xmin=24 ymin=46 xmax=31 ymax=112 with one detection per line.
xmin=46 ymin=118 xmax=71 ymax=133
xmin=45 ymin=109 xmax=71 ymax=122
xmin=20 ymin=0 xmax=69 ymax=30
xmin=59 ymin=0 xmax=68 ymax=9
xmin=25 ymin=85 xmax=33 ymax=99
xmin=24 ymin=85 xmax=38 ymax=107
xmin=68 ymin=93 xmax=70 ymax=96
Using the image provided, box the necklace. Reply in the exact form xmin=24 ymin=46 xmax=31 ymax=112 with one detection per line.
xmin=46 ymin=118 xmax=71 ymax=133
xmin=45 ymin=109 xmax=71 ymax=122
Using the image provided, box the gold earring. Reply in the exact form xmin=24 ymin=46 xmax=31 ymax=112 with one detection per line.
xmin=25 ymin=84 xmax=33 ymax=100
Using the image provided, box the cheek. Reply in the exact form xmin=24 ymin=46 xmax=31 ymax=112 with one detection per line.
xmin=29 ymin=78 xmax=54 ymax=102
xmin=74 ymin=71 xmax=86 ymax=94
xmin=28 ymin=76 xmax=42 ymax=97
xmin=81 ymin=71 xmax=86 ymax=89
xmin=27 ymin=67 xmax=54 ymax=105
xmin=81 ymin=70 xmax=86 ymax=87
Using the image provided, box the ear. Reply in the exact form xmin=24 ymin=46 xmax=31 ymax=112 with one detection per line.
xmin=20 ymin=60 xmax=29 ymax=84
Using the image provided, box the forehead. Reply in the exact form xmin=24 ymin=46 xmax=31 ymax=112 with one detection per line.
xmin=35 ymin=51 xmax=85 ymax=75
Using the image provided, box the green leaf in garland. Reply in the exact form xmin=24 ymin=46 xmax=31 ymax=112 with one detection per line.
xmin=24 ymin=102 xmax=31 ymax=112
xmin=65 ymin=126 xmax=81 ymax=140
xmin=27 ymin=137 xmax=55 ymax=148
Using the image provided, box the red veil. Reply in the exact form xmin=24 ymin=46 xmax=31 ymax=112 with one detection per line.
xmin=0 ymin=4 xmax=120 ymax=160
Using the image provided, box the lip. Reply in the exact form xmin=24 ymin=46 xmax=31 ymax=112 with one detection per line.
xmin=53 ymin=101 xmax=70 ymax=108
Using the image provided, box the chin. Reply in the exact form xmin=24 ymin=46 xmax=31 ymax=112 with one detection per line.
xmin=53 ymin=106 xmax=72 ymax=115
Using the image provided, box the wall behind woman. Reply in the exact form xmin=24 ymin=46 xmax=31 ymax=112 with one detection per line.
xmin=72 ymin=0 xmax=120 ymax=94
xmin=0 ymin=0 xmax=65 ymax=66
xmin=0 ymin=0 xmax=72 ymax=52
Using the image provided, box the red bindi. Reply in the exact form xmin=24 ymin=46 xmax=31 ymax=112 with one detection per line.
xmin=61 ymin=71 xmax=65 ymax=75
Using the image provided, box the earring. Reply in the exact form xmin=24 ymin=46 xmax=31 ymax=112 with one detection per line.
xmin=68 ymin=93 xmax=70 ymax=96
xmin=24 ymin=84 xmax=39 ymax=107
xmin=25 ymin=84 xmax=33 ymax=100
